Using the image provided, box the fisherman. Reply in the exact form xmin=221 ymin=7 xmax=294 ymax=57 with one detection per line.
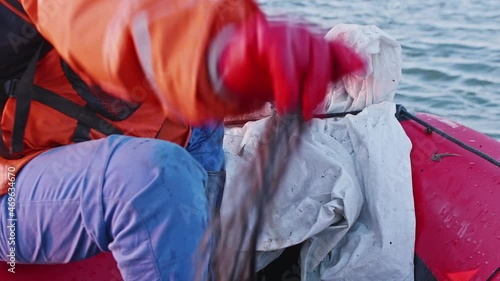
xmin=0 ymin=0 xmax=363 ymax=280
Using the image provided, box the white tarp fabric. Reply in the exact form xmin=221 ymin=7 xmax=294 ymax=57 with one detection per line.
xmin=321 ymin=24 xmax=402 ymax=113
xmin=220 ymin=24 xmax=416 ymax=281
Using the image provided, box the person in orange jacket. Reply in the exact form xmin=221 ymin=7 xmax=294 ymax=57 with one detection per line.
xmin=0 ymin=0 xmax=364 ymax=280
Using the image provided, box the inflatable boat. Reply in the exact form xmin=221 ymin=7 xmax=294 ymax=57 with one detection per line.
xmin=1 ymin=106 xmax=499 ymax=281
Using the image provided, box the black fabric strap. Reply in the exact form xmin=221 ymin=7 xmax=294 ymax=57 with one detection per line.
xmin=72 ymin=122 xmax=92 ymax=142
xmin=0 ymin=81 xmax=12 ymax=158
xmin=60 ymin=60 xmax=140 ymax=121
xmin=0 ymin=83 xmax=123 ymax=159
xmin=5 ymin=0 xmax=26 ymax=15
xmin=31 ymin=85 xmax=123 ymax=136
xmin=9 ymin=42 xmax=43 ymax=155
xmin=0 ymin=44 xmax=122 ymax=158
xmin=71 ymin=105 xmax=92 ymax=142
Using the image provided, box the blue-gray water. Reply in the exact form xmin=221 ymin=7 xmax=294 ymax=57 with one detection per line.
xmin=257 ymin=0 xmax=500 ymax=140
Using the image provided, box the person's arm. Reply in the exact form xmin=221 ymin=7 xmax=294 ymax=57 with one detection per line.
xmin=19 ymin=0 xmax=363 ymax=124
xmin=19 ymin=0 xmax=260 ymax=123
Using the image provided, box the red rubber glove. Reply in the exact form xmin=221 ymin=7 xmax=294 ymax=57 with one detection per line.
xmin=216 ymin=14 xmax=365 ymax=120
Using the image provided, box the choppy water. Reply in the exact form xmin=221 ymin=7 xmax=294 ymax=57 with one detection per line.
xmin=257 ymin=0 xmax=500 ymax=140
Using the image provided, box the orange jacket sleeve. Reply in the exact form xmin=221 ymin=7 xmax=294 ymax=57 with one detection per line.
xmin=18 ymin=0 xmax=260 ymax=124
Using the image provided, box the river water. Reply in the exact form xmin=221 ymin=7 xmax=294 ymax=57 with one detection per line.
xmin=257 ymin=0 xmax=500 ymax=140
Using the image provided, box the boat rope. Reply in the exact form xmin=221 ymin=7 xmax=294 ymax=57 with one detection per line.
xmin=486 ymin=266 xmax=500 ymax=281
xmin=396 ymin=106 xmax=500 ymax=168
xmin=318 ymin=106 xmax=500 ymax=279
xmin=224 ymin=110 xmax=362 ymax=127
xmin=225 ymin=105 xmax=500 ymax=168
xmin=313 ymin=110 xmax=363 ymax=119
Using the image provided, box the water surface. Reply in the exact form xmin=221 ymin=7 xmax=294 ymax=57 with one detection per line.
xmin=257 ymin=0 xmax=500 ymax=140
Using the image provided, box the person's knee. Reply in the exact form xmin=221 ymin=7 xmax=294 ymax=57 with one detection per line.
xmin=129 ymin=138 xmax=209 ymax=212
xmin=105 ymin=137 xmax=207 ymax=199
xmin=90 ymin=137 xmax=210 ymax=281
xmin=95 ymin=136 xmax=209 ymax=251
